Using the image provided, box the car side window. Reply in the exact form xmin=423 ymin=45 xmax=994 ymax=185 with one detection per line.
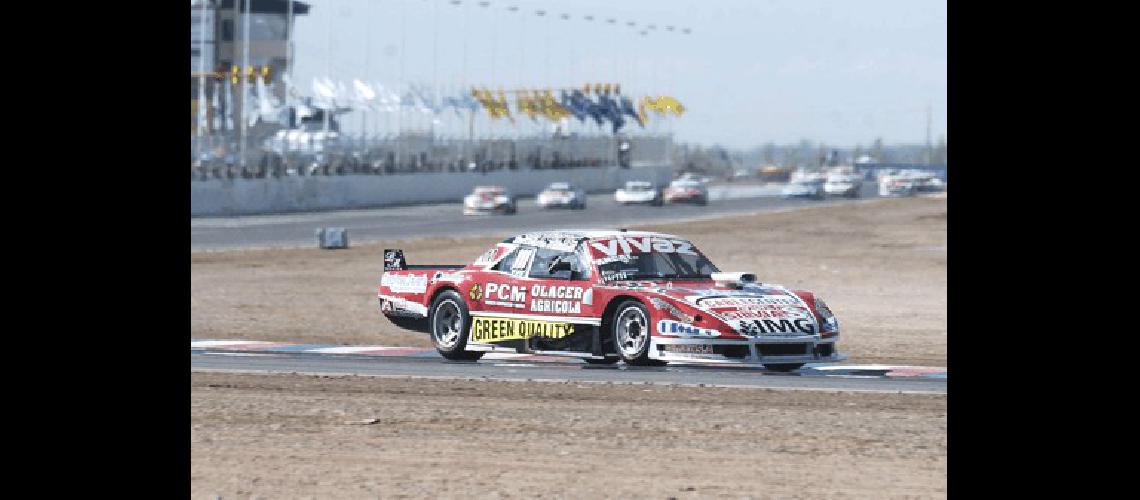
xmin=529 ymin=247 xmax=589 ymax=280
xmin=494 ymin=246 xmax=536 ymax=277
xmin=492 ymin=249 xmax=517 ymax=272
xmin=510 ymin=248 xmax=536 ymax=277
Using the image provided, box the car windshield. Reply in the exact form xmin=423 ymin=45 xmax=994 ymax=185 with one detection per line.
xmin=626 ymin=183 xmax=652 ymax=191
xmin=547 ymin=183 xmax=571 ymax=191
xmin=587 ymin=236 xmax=720 ymax=281
xmin=670 ymin=181 xmax=701 ymax=188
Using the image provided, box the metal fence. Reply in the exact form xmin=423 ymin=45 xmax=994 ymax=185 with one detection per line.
xmin=190 ymin=133 xmax=674 ymax=180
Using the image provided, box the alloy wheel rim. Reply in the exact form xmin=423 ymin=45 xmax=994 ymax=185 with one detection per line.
xmin=433 ymin=300 xmax=462 ymax=349
xmin=616 ymin=307 xmax=649 ymax=357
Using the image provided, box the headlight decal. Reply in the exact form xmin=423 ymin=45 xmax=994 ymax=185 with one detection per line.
xmin=815 ymin=297 xmax=839 ymax=333
xmin=650 ymin=297 xmax=695 ymax=324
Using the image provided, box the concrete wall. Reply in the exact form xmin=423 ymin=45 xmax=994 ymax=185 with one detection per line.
xmin=191 ymin=165 xmax=674 ymax=216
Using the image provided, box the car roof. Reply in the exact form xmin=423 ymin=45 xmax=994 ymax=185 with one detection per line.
xmin=508 ymin=229 xmax=682 ymax=242
xmin=473 ymin=185 xmax=506 ymax=191
xmin=546 ymin=182 xmax=572 ymax=189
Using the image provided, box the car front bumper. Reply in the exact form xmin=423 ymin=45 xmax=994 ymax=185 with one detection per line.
xmin=463 ymin=204 xmax=512 ymax=215
xmin=648 ymin=335 xmax=844 ymax=364
xmin=537 ymin=198 xmax=578 ymax=208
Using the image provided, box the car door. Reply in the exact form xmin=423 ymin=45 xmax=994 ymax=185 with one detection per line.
xmin=523 ymin=245 xmax=597 ymax=321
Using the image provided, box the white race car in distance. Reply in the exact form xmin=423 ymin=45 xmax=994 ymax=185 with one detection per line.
xmin=536 ymin=182 xmax=587 ymax=210
xmin=823 ymin=167 xmax=862 ymax=198
xmin=463 ymin=186 xmax=518 ymax=215
xmin=615 ymin=181 xmax=663 ymax=206
xmin=877 ymin=173 xmax=916 ymax=197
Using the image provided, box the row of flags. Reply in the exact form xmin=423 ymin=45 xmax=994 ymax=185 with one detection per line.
xmin=197 ymin=75 xmax=686 ymax=135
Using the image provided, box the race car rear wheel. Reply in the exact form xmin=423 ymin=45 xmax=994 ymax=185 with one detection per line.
xmin=762 ymin=363 xmax=805 ymax=372
xmin=611 ymin=300 xmax=661 ymax=366
xmin=429 ymin=290 xmax=484 ymax=361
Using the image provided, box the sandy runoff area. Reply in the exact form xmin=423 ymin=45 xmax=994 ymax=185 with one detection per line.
xmin=192 ymin=372 xmax=947 ymax=499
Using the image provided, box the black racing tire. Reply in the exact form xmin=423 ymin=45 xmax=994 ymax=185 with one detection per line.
xmin=762 ymin=363 xmax=805 ymax=372
xmin=428 ymin=290 xmax=484 ymax=361
xmin=610 ymin=300 xmax=663 ymax=366
xmin=584 ymin=356 xmax=620 ymax=365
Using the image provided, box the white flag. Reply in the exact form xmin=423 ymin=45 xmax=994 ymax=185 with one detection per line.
xmin=353 ymin=79 xmax=376 ymax=104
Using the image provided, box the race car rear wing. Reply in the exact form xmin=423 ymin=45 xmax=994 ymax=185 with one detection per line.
xmin=383 ymin=249 xmax=464 ymax=271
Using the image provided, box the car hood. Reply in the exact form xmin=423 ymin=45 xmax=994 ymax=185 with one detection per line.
xmin=603 ymin=281 xmax=820 ymax=336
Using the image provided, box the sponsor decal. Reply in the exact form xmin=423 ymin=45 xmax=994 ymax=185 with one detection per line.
xmin=469 ymin=316 xmax=575 ymax=343
xmin=433 ymin=271 xmax=467 ymax=284
xmin=656 ymin=320 xmax=720 ymax=337
xmin=736 ymin=318 xmax=816 ymax=336
xmin=710 ymin=305 xmax=811 ymax=322
xmin=649 ymin=298 xmax=694 ymax=323
xmin=484 ymin=282 xmax=527 ymax=309
xmin=377 ymin=294 xmax=429 ymax=317
xmin=469 ymin=283 xmax=483 ymax=301
xmin=474 ymin=246 xmax=510 ymax=266
xmin=384 ymin=249 xmax=406 ymax=271
xmin=380 ymin=273 xmax=428 ymax=294
xmin=662 ymin=344 xmax=714 ymax=354
xmin=589 ymin=237 xmax=697 ymax=257
xmin=593 ymin=254 xmax=636 ymax=266
xmin=520 ymin=285 xmax=585 ymax=313
xmin=698 ymin=296 xmax=801 ymax=308
xmin=512 ymin=233 xmax=581 ymax=252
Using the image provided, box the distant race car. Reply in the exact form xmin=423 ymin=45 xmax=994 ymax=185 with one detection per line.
xmin=823 ymin=167 xmax=862 ymax=198
xmin=463 ymin=185 xmax=517 ymax=215
xmin=377 ymin=230 xmax=844 ymax=371
xmin=663 ymin=179 xmax=709 ymax=205
xmin=782 ymin=179 xmax=826 ymax=199
xmin=536 ymin=182 xmax=587 ymax=210
xmin=902 ymin=170 xmax=946 ymax=193
xmin=614 ymin=181 xmax=663 ymax=206
xmin=878 ymin=173 xmax=916 ymax=197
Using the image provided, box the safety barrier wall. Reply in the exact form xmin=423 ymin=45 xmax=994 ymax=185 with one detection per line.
xmin=191 ymin=164 xmax=674 ymax=216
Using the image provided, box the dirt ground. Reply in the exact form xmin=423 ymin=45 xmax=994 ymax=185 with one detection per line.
xmin=191 ymin=372 xmax=947 ymax=499
xmin=191 ymin=196 xmax=946 ymax=366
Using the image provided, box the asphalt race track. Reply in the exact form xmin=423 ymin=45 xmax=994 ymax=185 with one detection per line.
xmin=190 ymin=348 xmax=946 ymax=395
xmin=191 ymin=182 xmax=879 ymax=250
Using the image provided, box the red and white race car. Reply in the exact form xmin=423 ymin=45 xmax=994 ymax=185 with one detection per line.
xmin=662 ymin=179 xmax=709 ymax=205
xmin=377 ymin=231 xmax=843 ymax=371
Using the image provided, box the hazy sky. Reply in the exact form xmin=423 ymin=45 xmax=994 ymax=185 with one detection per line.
xmin=284 ymin=0 xmax=946 ymax=148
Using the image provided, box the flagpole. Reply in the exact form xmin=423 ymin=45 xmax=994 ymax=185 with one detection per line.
xmin=397 ymin=0 xmax=406 ymax=170
xmin=239 ymin=0 xmax=251 ymax=171
xmin=286 ymin=0 xmax=293 ymax=108
xmin=324 ymin=0 xmax=331 ymax=134
xmin=362 ymin=0 xmax=370 ymax=143
xmin=195 ymin=0 xmax=209 ymax=166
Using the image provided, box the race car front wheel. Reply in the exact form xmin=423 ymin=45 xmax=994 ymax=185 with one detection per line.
xmin=611 ymin=300 xmax=662 ymax=366
xmin=429 ymin=290 xmax=484 ymax=361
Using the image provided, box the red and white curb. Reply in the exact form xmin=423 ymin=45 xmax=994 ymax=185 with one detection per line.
xmin=192 ymin=340 xmax=946 ymax=378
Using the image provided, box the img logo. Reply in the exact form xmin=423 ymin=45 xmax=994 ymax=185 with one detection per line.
xmin=469 ymin=283 xmax=483 ymax=301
